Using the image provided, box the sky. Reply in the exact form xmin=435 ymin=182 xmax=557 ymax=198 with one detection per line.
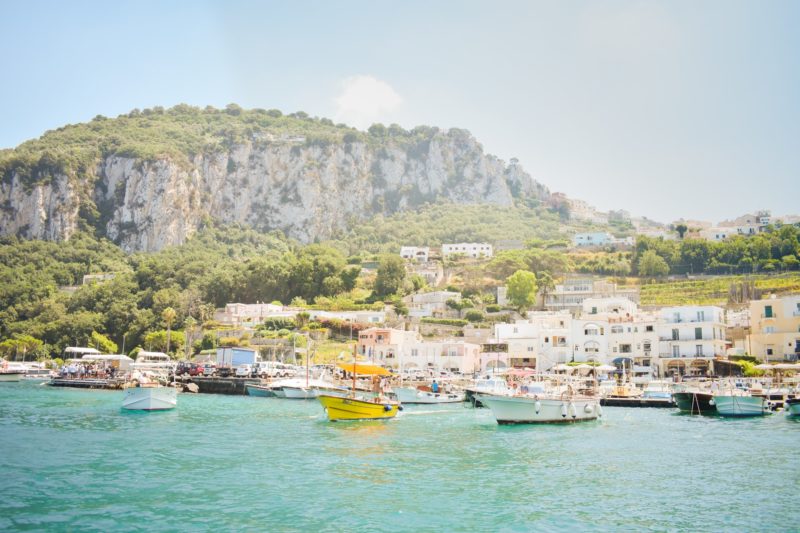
xmin=1 ymin=0 xmax=798 ymax=223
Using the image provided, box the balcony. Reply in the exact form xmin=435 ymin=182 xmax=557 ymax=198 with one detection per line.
xmin=659 ymin=336 xmax=718 ymax=342
xmin=761 ymin=313 xmax=777 ymax=319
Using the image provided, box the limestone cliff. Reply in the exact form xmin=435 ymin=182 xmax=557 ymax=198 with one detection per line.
xmin=0 ymin=108 xmax=548 ymax=252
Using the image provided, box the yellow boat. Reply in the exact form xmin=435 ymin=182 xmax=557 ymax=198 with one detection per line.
xmin=318 ymin=361 xmax=399 ymax=421
xmin=318 ymin=394 xmax=400 ymax=421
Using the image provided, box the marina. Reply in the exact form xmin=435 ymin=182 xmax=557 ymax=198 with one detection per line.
xmin=1 ymin=380 xmax=798 ymax=531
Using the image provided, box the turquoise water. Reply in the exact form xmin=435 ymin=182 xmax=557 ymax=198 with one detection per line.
xmin=1 ymin=382 xmax=798 ymax=532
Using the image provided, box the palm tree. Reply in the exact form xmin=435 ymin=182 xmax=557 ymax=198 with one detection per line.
xmin=162 ymin=307 xmax=177 ymax=355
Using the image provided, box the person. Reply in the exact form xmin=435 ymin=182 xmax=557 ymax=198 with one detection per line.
xmin=431 ymin=379 xmax=439 ymax=393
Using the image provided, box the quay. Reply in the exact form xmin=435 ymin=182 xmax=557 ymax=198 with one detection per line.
xmin=50 ymin=377 xmax=126 ymax=389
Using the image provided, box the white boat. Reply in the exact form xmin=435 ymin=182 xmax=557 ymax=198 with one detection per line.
xmin=642 ymin=380 xmax=673 ymax=400
xmin=280 ymin=378 xmax=350 ymax=399
xmin=712 ymin=392 xmax=770 ymax=417
xmin=394 ymin=386 xmax=465 ymax=404
xmin=122 ymin=384 xmax=177 ymax=410
xmin=477 ymin=393 xmax=601 ymax=424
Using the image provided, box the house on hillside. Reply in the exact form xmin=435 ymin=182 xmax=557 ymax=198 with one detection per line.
xmin=442 ymin=243 xmax=493 ymax=259
xmin=400 ymin=246 xmax=430 ymax=262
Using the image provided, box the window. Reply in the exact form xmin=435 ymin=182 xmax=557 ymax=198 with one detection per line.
xmin=526 ymin=346 xmax=534 ymax=352
xmin=620 ymin=344 xmax=632 ymax=353
xmin=697 ymin=310 xmax=705 ymax=321
xmin=591 ymin=307 xmax=597 ymax=314
xmin=672 ymin=329 xmax=679 ymax=341
xmin=646 ymin=325 xmax=654 ymax=332
xmin=695 ymin=327 xmax=702 ymax=340
xmin=766 ymin=347 xmax=774 ymax=356
xmin=642 ymin=359 xmax=650 ymax=367
xmin=411 ymin=349 xmax=418 ymax=356
xmin=672 ymin=346 xmax=680 ymax=357
xmin=764 ymin=326 xmax=775 ymax=334
xmin=643 ymin=342 xmax=651 ymax=352
xmin=695 ymin=345 xmax=703 ymax=356
xmin=765 ymin=305 xmax=773 ymax=318
xmin=611 ymin=326 xmax=623 ymax=334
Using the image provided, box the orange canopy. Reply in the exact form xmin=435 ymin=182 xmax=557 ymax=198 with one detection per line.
xmin=336 ymin=362 xmax=392 ymax=376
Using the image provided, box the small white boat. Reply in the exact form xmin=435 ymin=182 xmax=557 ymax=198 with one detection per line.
xmin=394 ymin=386 xmax=465 ymax=404
xmin=122 ymin=384 xmax=177 ymax=411
xmin=712 ymin=393 xmax=770 ymax=417
xmin=642 ymin=380 xmax=673 ymax=401
xmin=477 ymin=393 xmax=601 ymax=424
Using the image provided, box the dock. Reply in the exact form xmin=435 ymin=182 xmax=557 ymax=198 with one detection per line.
xmin=177 ymin=376 xmax=262 ymax=395
xmin=49 ymin=377 xmax=126 ymax=389
xmin=600 ymin=397 xmax=675 ymax=408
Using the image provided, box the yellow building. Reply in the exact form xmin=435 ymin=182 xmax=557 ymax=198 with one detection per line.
xmin=748 ymin=295 xmax=800 ymax=362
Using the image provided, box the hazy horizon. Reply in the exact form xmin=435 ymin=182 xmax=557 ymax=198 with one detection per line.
xmin=2 ymin=0 xmax=798 ymax=223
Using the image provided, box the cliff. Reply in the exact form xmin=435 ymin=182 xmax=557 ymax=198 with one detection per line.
xmin=0 ymin=105 xmax=549 ymax=251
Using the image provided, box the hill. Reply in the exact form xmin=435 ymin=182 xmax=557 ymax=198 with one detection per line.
xmin=0 ymin=104 xmax=548 ymax=252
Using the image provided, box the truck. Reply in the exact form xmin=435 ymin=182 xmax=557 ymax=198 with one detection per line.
xmin=216 ymin=347 xmax=259 ymax=377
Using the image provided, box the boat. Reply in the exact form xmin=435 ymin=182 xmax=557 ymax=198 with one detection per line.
xmin=122 ymin=353 xmax=177 ymax=411
xmin=477 ymin=392 xmax=601 ymax=424
xmin=122 ymin=383 xmax=177 ymax=410
xmin=673 ymin=384 xmax=716 ymax=415
xmin=0 ymin=370 xmax=23 ymax=382
xmin=465 ymin=375 xmax=510 ymax=407
xmin=712 ymin=392 xmax=771 ymax=417
xmin=642 ymin=380 xmax=674 ymax=401
xmin=317 ymin=362 xmax=400 ymax=421
xmin=245 ymin=383 xmax=277 ymax=397
xmin=394 ymin=386 xmax=465 ymax=404
xmin=786 ymin=397 xmax=800 ymax=417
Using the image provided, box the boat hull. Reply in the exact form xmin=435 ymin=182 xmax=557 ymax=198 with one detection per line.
xmin=786 ymin=399 xmax=800 ymax=417
xmin=394 ymin=387 xmax=465 ymax=404
xmin=318 ymin=394 xmax=399 ymax=421
xmin=673 ymin=391 xmax=716 ymax=414
xmin=122 ymin=386 xmax=177 ymax=410
xmin=478 ymin=394 xmax=601 ymax=424
xmin=246 ymin=384 xmax=277 ymax=397
xmin=0 ymin=372 xmax=24 ymax=382
xmin=283 ymin=386 xmax=320 ymax=399
xmin=712 ymin=395 xmax=770 ymax=417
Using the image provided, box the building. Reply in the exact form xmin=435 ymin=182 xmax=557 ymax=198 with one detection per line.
xmin=214 ymin=303 xmax=293 ymax=326
xmin=748 ymin=295 xmax=800 ymax=362
xmin=357 ymin=327 xmax=480 ymax=373
xmin=400 ymin=246 xmax=430 ymax=262
xmin=442 ymin=243 xmax=493 ymax=259
xmin=544 ymin=277 xmax=640 ymax=313
xmin=408 ymin=290 xmax=461 ymax=318
xmin=306 ymin=310 xmax=385 ymax=325
xmin=572 ymin=232 xmax=613 ymax=247
xmin=357 ymin=327 xmax=419 ymax=361
xmin=481 ymin=312 xmax=572 ymax=372
xmin=719 ymin=210 xmax=771 ymax=235
xmin=407 ymin=261 xmax=444 ymax=287
xmin=699 ymin=227 xmax=738 ymax=242
xmin=656 ymin=306 xmax=726 ymax=377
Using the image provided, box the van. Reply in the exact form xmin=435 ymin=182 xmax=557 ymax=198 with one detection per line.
xmin=252 ymin=361 xmax=291 ymax=378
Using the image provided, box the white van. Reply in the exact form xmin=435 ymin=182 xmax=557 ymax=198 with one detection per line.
xmin=253 ymin=361 xmax=293 ymax=378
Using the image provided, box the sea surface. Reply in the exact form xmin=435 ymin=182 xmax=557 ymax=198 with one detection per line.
xmin=0 ymin=382 xmax=798 ymax=532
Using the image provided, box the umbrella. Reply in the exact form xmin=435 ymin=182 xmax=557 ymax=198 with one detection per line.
xmin=595 ymin=364 xmax=617 ymax=372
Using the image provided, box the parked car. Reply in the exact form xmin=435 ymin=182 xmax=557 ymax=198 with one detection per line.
xmin=235 ymin=364 xmax=253 ymax=377
xmin=175 ymin=362 xmax=203 ymax=377
xmin=202 ymin=364 xmax=217 ymax=376
xmin=253 ymin=361 xmax=294 ymax=378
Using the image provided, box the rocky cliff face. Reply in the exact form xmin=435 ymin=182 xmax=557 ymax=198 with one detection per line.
xmin=1 ymin=129 xmax=548 ymax=252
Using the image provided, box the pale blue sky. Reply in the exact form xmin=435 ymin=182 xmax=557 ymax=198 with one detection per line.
xmin=2 ymin=1 xmax=798 ymax=222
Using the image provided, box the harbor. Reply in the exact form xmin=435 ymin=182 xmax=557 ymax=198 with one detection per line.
xmin=0 ymin=380 xmax=797 ymax=532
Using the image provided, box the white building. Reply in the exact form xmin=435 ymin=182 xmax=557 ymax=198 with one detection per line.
xmin=357 ymin=327 xmax=480 ymax=373
xmin=400 ymin=246 xmax=430 ymax=262
xmin=408 ymin=291 xmax=461 ymax=318
xmin=442 ymin=243 xmax=493 ymax=259
xmin=214 ymin=303 xmax=292 ymax=326
xmin=699 ymin=227 xmax=738 ymax=242
xmin=481 ymin=312 xmax=572 ymax=372
xmin=307 ymin=310 xmax=385 ymax=324
xmin=545 ymin=277 xmax=640 ymax=313
xmin=656 ymin=306 xmax=726 ymax=377
xmin=572 ymin=232 xmax=613 ymax=247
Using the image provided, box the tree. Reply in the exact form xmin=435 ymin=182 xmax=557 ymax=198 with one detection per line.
xmin=675 ymin=224 xmax=688 ymax=239
xmin=464 ymin=310 xmax=484 ymax=323
xmin=536 ymin=272 xmax=555 ymax=310
xmin=90 ymin=331 xmax=118 ymax=354
xmin=638 ymin=250 xmax=670 ymax=278
xmin=373 ymin=255 xmax=406 ymax=298
xmin=162 ymin=307 xmax=177 ymax=354
xmin=506 ymin=270 xmax=538 ymax=311
xmin=143 ymin=330 xmax=185 ymax=355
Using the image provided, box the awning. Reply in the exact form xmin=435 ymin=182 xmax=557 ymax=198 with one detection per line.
xmin=336 ymin=362 xmax=391 ymax=376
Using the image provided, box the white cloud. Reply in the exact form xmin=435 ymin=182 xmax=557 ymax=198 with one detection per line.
xmin=334 ymin=75 xmax=403 ymax=130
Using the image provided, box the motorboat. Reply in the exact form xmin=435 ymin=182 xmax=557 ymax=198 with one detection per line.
xmin=642 ymin=380 xmax=674 ymax=401
xmin=465 ymin=375 xmax=510 ymax=407
xmin=317 ymin=362 xmax=399 ymax=421
xmin=673 ymin=383 xmax=716 ymax=415
xmin=122 ymin=384 xmax=177 ymax=410
xmin=712 ymin=392 xmax=771 ymax=417
xmin=477 ymin=391 xmax=601 ymax=424
xmin=394 ymin=386 xmax=465 ymax=404
xmin=245 ymin=383 xmax=277 ymax=397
